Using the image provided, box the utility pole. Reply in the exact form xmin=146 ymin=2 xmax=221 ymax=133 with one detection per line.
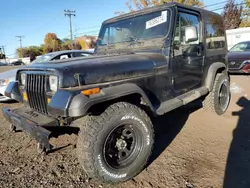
xmin=64 ymin=10 xmax=76 ymax=50
xmin=0 ymin=45 xmax=6 ymax=63
xmin=15 ymin=36 xmax=24 ymax=58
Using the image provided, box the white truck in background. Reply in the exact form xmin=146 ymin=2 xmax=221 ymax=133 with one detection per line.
xmin=226 ymin=27 xmax=250 ymax=50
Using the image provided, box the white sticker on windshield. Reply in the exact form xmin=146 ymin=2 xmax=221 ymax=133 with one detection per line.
xmin=146 ymin=10 xmax=167 ymax=29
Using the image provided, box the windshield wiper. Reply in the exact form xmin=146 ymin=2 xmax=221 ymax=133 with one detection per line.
xmin=128 ymin=36 xmax=144 ymax=47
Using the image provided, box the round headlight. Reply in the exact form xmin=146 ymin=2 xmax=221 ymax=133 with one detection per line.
xmin=49 ymin=75 xmax=58 ymax=92
xmin=20 ymin=73 xmax=26 ymax=85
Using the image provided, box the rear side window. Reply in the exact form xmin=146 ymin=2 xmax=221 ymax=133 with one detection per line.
xmin=75 ymin=52 xmax=91 ymax=57
xmin=53 ymin=53 xmax=72 ymax=60
xmin=205 ymin=14 xmax=226 ymax=50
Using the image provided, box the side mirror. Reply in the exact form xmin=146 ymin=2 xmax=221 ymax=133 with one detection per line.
xmin=185 ymin=26 xmax=198 ymax=43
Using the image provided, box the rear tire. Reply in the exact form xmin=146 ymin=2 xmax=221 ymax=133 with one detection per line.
xmin=76 ymin=102 xmax=154 ymax=184
xmin=202 ymin=73 xmax=231 ymax=115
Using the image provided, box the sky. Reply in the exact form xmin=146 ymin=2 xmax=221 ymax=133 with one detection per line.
xmin=0 ymin=0 xmax=240 ymax=57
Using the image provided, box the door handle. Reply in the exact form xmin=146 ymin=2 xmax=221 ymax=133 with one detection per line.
xmin=197 ymin=45 xmax=202 ymax=56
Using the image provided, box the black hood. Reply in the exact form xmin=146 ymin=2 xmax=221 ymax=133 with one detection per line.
xmin=19 ymin=53 xmax=167 ymax=88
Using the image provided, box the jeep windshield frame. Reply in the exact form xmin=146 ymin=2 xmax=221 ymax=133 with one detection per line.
xmin=97 ymin=9 xmax=171 ymax=47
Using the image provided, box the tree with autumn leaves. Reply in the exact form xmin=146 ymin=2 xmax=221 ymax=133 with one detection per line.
xmin=222 ymin=0 xmax=243 ymax=30
xmin=43 ymin=33 xmax=62 ymax=53
xmin=221 ymin=0 xmax=250 ymax=29
xmin=16 ymin=46 xmax=43 ymax=58
xmin=240 ymin=0 xmax=250 ymax=27
xmin=43 ymin=33 xmax=82 ymax=52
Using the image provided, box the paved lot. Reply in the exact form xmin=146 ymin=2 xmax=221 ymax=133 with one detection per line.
xmin=0 ymin=66 xmax=250 ymax=188
xmin=0 ymin=65 xmax=23 ymax=72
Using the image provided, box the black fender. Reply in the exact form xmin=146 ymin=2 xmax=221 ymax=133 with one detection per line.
xmin=48 ymin=83 xmax=155 ymax=117
xmin=4 ymin=81 xmax=23 ymax=102
xmin=204 ymin=62 xmax=227 ymax=91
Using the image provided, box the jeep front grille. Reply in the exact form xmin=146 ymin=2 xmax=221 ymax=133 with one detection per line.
xmin=26 ymin=74 xmax=48 ymax=114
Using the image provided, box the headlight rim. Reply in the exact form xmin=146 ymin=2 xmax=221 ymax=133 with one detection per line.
xmin=49 ymin=75 xmax=58 ymax=92
xmin=20 ymin=73 xmax=27 ymax=86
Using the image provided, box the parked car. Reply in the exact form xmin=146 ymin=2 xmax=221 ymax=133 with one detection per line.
xmin=11 ymin=60 xmax=24 ymax=66
xmin=226 ymin=41 xmax=250 ymax=73
xmin=0 ymin=69 xmax=17 ymax=101
xmin=0 ymin=62 xmax=7 ymax=66
xmin=2 ymin=3 xmax=230 ymax=184
xmin=0 ymin=50 xmax=94 ymax=102
xmin=32 ymin=49 xmax=94 ymax=63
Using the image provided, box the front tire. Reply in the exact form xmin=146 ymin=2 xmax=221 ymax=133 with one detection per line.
xmin=76 ymin=102 xmax=154 ymax=184
xmin=202 ymin=73 xmax=231 ymax=115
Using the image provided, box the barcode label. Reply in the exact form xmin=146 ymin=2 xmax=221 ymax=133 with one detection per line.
xmin=146 ymin=11 xmax=167 ymax=29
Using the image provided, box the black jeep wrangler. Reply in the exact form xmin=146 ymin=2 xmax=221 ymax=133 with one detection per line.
xmin=3 ymin=3 xmax=230 ymax=184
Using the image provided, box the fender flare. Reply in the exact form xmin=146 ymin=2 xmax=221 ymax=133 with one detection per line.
xmin=204 ymin=62 xmax=227 ymax=91
xmin=68 ymin=83 xmax=155 ymax=117
xmin=48 ymin=83 xmax=155 ymax=117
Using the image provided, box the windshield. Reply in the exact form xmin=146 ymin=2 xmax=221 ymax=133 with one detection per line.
xmin=98 ymin=10 xmax=170 ymax=46
xmin=32 ymin=54 xmax=56 ymax=64
xmin=230 ymin=41 xmax=250 ymax=52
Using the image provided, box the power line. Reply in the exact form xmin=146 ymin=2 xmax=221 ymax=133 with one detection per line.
xmin=77 ymin=25 xmax=101 ymax=31
xmin=77 ymin=29 xmax=100 ymax=35
xmin=74 ymin=27 xmax=81 ymax=39
xmin=15 ymin=36 xmax=24 ymax=58
xmin=210 ymin=2 xmax=246 ymax=11
xmin=210 ymin=6 xmax=226 ymax=11
xmin=202 ymin=1 xmax=228 ymax=8
xmin=64 ymin=10 xmax=76 ymax=49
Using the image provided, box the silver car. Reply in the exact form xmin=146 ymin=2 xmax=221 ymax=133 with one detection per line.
xmin=0 ymin=49 xmax=94 ymax=102
xmin=0 ymin=69 xmax=17 ymax=101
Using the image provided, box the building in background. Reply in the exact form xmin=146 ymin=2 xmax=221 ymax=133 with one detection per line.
xmin=226 ymin=27 xmax=250 ymax=50
xmin=1 ymin=57 xmax=30 ymax=65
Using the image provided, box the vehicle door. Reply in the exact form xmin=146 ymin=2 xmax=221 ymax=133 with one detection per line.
xmin=172 ymin=10 xmax=204 ymax=94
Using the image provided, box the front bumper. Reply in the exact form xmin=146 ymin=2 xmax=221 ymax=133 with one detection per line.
xmin=2 ymin=106 xmax=59 ymax=152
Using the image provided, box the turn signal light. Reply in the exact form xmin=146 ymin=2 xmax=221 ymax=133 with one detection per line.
xmin=23 ymin=92 xmax=28 ymax=101
xmin=47 ymin=98 xmax=51 ymax=104
xmin=81 ymin=88 xmax=100 ymax=96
